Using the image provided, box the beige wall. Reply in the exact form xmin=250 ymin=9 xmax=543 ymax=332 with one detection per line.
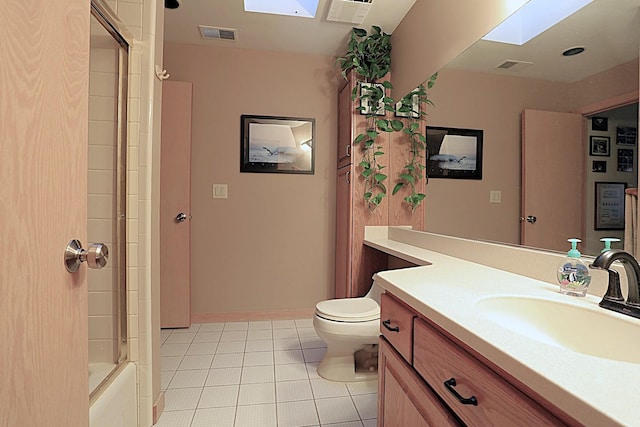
xmin=423 ymin=60 xmax=639 ymax=246
xmin=163 ymin=43 xmax=341 ymax=316
xmin=423 ymin=69 xmax=572 ymax=244
xmin=391 ymin=0 xmax=520 ymax=97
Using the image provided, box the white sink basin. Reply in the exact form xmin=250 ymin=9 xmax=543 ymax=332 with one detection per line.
xmin=475 ymin=295 xmax=640 ymax=364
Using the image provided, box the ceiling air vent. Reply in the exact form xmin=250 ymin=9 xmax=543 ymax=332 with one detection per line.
xmin=199 ymin=25 xmax=238 ymax=41
xmin=495 ymin=59 xmax=533 ymax=72
xmin=327 ymin=0 xmax=373 ymax=24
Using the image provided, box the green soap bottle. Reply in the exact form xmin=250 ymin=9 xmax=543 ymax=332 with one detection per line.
xmin=557 ymin=238 xmax=591 ymax=297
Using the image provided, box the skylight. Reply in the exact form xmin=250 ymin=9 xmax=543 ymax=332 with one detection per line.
xmin=244 ymin=0 xmax=320 ymax=18
xmin=482 ymin=0 xmax=593 ymax=45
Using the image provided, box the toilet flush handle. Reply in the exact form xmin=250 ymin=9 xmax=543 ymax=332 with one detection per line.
xmin=382 ymin=319 xmax=399 ymax=332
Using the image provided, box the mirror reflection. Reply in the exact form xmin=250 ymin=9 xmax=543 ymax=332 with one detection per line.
xmin=422 ymin=0 xmax=640 ymax=255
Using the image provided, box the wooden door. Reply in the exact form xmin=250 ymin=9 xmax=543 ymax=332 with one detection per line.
xmin=335 ymin=165 xmax=354 ymax=299
xmin=160 ymin=81 xmax=193 ymax=328
xmin=522 ymin=109 xmax=585 ymax=252
xmin=0 ymin=1 xmax=90 ymax=426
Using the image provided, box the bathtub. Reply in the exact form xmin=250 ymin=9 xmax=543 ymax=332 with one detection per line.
xmin=89 ymin=362 xmax=137 ymax=427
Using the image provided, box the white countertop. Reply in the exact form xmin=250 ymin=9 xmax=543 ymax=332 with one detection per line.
xmin=366 ymin=229 xmax=640 ymax=427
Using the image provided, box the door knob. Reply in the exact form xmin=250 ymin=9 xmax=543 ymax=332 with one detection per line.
xmin=64 ymin=239 xmax=109 ymax=273
xmin=175 ymin=212 xmax=188 ymax=223
xmin=525 ymin=215 xmax=537 ymax=223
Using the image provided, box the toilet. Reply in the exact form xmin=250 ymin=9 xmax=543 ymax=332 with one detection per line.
xmin=313 ymin=279 xmax=383 ymax=382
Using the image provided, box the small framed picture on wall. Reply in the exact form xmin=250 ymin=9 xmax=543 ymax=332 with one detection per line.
xmin=591 ymin=117 xmax=608 ymax=131
xmin=592 ymin=160 xmax=607 ymax=173
xmin=617 ymin=148 xmax=634 ymax=172
xmin=589 ymin=136 xmax=610 ymax=156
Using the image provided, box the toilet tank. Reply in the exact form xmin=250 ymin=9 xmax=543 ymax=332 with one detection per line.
xmin=364 ymin=277 xmax=384 ymax=305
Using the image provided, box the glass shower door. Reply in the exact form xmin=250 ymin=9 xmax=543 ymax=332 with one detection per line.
xmin=87 ymin=1 xmax=129 ymax=397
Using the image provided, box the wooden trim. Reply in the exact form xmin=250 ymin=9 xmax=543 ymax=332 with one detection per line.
xmin=192 ymin=308 xmax=315 ymax=323
xmin=153 ymin=391 xmax=165 ymax=425
xmin=573 ymin=90 xmax=638 ymax=116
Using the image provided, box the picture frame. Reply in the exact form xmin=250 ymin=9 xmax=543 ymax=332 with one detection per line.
xmin=589 ymin=136 xmax=610 ymax=156
xmin=359 ymin=82 xmax=385 ymax=116
xmin=591 ymin=116 xmax=608 ymax=131
xmin=394 ymin=93 xmax=419 ymax=118
xmin=617 ymin=148 xmax=634 ymax=172
xmin=240 ymin=114 xmax=315 ymax=174
xmin=426 ymin=126 xmax=483 ymax=180
xmin=594 ymin=182 xmax=625 ymax=230
xmin=616 ymin=126 xmax=637 ymax=145
xmin=592 ymin=160 xmax=607 ymax=173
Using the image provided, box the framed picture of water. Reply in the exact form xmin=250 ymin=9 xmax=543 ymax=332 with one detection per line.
xmin=240 ymin=115 xmax=315 ymax=174
xmin=425 ymin=126 xmax=483 ymax=180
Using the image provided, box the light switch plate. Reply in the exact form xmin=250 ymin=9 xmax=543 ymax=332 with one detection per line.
xmin=490 ymin=190 xmax=502 ymax=203
xmin=213 ymin=184 xmax=228 ymax=199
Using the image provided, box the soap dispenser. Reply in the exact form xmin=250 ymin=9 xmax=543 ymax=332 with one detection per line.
xmin=557 ymin=238 xmax=591 ymax=297
xmin=600 ymin=237 xmax=621 ymax=253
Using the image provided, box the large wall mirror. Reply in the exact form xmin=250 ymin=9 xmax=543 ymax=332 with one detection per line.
xmin=422 ymin=0 xmax=640 ymax=256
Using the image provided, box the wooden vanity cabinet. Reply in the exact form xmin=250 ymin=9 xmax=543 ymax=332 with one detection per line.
xmin=335 ymin=71 xmax=426 ymax=299
xmin=378 ymin=292 xmax=573 ymax=427
xmin=378 ymin=338 xmax=460 ymax=427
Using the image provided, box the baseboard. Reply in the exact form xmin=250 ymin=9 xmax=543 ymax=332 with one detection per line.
xmin=153 ymin=391 xmax=165 ymax=425
xmin=192 ymin=308 xmax=315 ymax=323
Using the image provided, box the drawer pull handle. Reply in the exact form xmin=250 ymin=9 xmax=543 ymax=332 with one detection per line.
xmin=444 ymin=378 xmax=478 ymax=406
xmin=382 ymin=319 xmax=399 ymax=332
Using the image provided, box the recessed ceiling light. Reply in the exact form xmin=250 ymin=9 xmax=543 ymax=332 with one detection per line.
xmin=483 ymin=0 xmax=593 ymax=46
xmin=562 ymin=46 xmax=585 ymax=56
xmin=244 ymin=0 xmax=319 ymax=18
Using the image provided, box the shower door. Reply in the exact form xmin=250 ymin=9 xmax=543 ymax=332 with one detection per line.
xmin=87 ymin=0 xmax=129 ymax=396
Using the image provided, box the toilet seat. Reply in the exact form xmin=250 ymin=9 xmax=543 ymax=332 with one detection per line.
xmin=315 ymin=298 xmax=380 ymax=322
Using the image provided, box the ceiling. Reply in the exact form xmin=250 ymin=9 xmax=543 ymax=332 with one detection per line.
xmin=163 ymin=0 xmax=640 ymax=84
xmin=163 ymin=0 xmax=417 ymax=56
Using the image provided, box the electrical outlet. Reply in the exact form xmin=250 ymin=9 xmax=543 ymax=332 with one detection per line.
xmin=213 ymin=184 xmax=228 ymax=199
xmin=490 ymin=190 xmax=502 ymax=203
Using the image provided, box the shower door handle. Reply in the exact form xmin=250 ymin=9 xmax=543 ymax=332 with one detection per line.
xmin=64 ymin=240 xmax=109 ymax=273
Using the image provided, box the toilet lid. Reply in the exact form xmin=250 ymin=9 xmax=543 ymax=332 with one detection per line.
xmin=315 ymin=298 xmax=380 ymax=322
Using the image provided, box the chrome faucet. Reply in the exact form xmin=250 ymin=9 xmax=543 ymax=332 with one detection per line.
xmin=591 ymin=249 xmax=640 ymax=319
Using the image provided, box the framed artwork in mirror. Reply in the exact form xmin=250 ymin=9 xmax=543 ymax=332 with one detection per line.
xmin=616 ymin=126 xmax=637 ymax=145
xmin=240 ymin=115 xmax=315 ymax=174
xmin=426 ymin=126 xmax=483 ymax=180
xmin=591 ymin=117 xmax=608 ymax=131
xmin=589 ymin=136 xmax=610 ymax=156
xmin=617 ymin=148 xmax=633 ymax=172
xmin=592 ymin=160 xmax=607 ymax=173
xmin=594 ymin=182 xmax=625 ymax=230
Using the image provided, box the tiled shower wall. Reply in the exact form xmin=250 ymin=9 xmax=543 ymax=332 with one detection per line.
xmin=88 ymin=43 xmax=120 ymax=364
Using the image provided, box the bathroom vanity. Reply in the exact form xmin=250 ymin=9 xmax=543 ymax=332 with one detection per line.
xmin=368 ymin=226 xmax=640 ymax=427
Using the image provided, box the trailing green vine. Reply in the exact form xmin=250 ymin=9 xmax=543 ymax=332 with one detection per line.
xmin=337 ymin=26 xmax=393 ymax=209
xmin=392 ymin=73 xmax=438 ymax=212
xmin=336 ymin=26 xmax=437 ymax=212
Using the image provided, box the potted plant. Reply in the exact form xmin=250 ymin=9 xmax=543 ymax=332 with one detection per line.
xmin=336 ymin=26 xmax=436 ymax=212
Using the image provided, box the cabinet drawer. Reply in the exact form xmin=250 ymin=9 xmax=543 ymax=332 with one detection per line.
xmin=380 ymin=293 xmax=415 ymax=363
xmin=379 ymin=337 xmax=460 ymax=427
xmin=413 ymin=318 xmax=565 ymax=426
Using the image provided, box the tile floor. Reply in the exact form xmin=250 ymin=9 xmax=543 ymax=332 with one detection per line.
xmin=156 ymin=319 xmax=378 ymax=427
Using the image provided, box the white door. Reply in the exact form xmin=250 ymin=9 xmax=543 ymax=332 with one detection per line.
xmin=160 ymin=81 xmax=193 ymax=328
xmin=522 ymin=109 xmax=585 ymax=252
xmin=0 ymin=1 xmax=90 ymax=426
